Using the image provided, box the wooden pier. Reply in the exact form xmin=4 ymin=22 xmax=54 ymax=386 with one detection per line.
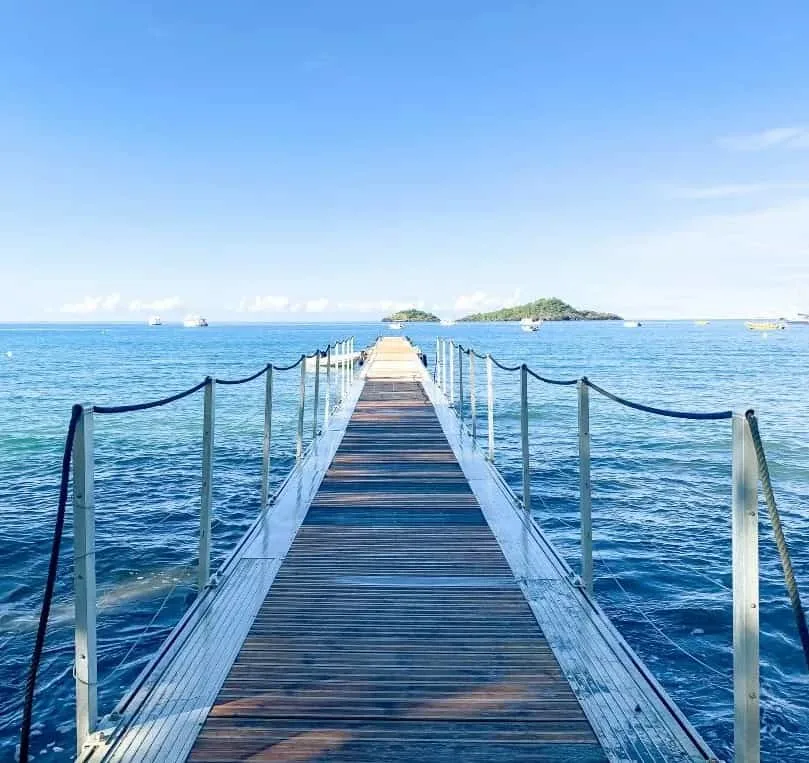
xmin=82 ymin=337 xmax=715 ymax=762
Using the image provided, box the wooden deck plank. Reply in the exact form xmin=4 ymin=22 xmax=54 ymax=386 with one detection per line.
xmin=187 ymin=354 xmax=607 ymax=762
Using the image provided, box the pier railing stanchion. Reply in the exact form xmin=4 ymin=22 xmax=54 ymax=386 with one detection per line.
xmin=578 ymin=380 xmax=593 ymax=594
xmin=449 ymin=341 xmax=455 ymax=405
xmin=260 ymin=366 xmax=273 ymax=510
xmin=458 ymin=345 xmax=464 ymax=422
xmin=487 ymin=355 xmax=494 ymax=460
xmin=312 ymin=351 xmax=320 ymax=439
xmin=296 ymin=358 xmax=306 ymax=461
xmin=469 ymin=350 xmax=476 ymax=440
xmin=732 ymin=412 xmax=760 ymax=763
xmin=73 ymin=405 xmax=97 ymax=755
xmin=198 ymin=378 xmax=215 ymax=592
xmin=441 ymin=339 xmax=446 ymax=393
xmin=520 ymin=364 xmax=530 ymax=512
xmin=325 ymin=346 xmax=331 ymax=426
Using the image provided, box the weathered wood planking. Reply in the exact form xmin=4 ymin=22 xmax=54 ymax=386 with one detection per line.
xmin=188 ymin=369 xmax=606 ymax=761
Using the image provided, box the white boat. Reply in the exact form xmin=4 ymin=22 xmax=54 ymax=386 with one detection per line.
xmin=148 ymin=315 xmax=162 ymax=326
xmin=520 ymin=317 xmax=542 ymax=332
xmin=183 ymin=315 xmax=209 ymax=328
xmin=439 ymin=319 xmax=456 ymax=326
xmin=785 ymin=312 xmax=809 ymax=326
xmin=387 ymin=321 xmax=403 ymax=330
xmin=624 ymin=320 xmax=642 ymax=328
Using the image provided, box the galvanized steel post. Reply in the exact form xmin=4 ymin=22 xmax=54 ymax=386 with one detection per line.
xmin=458 ymin=345 xmax=464 ymax=422
xmin=296 ymin=358 xmax=306 ymax=461
xmin=469 ymin=351 xmax=476 ymax=440
xmin=520 ymin=364 xmax=530 ymax=512
xmin=324 ymin=346 xmax=331 ymax=426
xmin=312 ymin=351 xmax=320 ymax=439
xmin=578 ymin=380 xmax=593 ymax=594
xmin=486 ymin=355 xmax=494 ymax=460
xmin=732 ymin=412 xmax=760 ymax=763
xmin=435 ymin=338 xmax=440 ymax=386
xmin=449 ymin=341 xmax=455 ymax=404
xmin=198 ymin=378 xmax=215 ymax=593
xmin=260 ymin=366 xmax=273 ymax=510
xmin=73 ymin=405 xmax=97 ymax=755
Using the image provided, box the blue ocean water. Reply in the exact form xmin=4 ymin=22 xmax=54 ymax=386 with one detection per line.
xmin=0 ymin=320 xmax=807 ymax=761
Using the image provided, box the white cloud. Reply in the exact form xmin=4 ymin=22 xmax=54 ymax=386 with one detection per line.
xmin=60 ymin=293 xmax=121 ymax=314
xmin=453 ymin=289 xmax=520 ymax=312
xmin=304 ymin=298 xmax=329 ymax=313
xmin=128 ymin=296 xmax=183 ymax=313
xmin=717 ymin=127 xmax=809 ymax=151
xmin=667 ymin=183 xmax=809 ymax=200
xmin=239 ymin=295 xmax=291 ymax=313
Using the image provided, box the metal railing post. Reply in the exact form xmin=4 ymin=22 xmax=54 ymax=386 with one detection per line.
xmin=325 ymin=346 xmax=331 ymax=426
xmin=449 ymin=341 xmax=455 ymax=404
xmin=469 ymin=351 xmax=476 ymax=440
xmin=578 ymin=380 xmax=593 ymax=594
xmin=312 ymin=351 xmax=320 ymax=438
xmin=73 ymin=405 xmax=97 ymax=755
xmin=732 ymin=412 xmax=760 ymax=763
xmin=441 ymin=339 xmax=446 ymax=392
xmin=486 ymin=355 xmax=494 ymax=460
xmin=520 ymin=364 xmax=530 ymax=512
xmin=458 ymin=346 xmax=464 ymax=422
xmin=296 ymin=358 xmax=306 ymax=460
xmin=260 ymin=366 xmax=273 ymax=510
xmin=435 ymin=338 xmax=441 ymax=386
xmin=198 ymin=378 xmax=215 ymax=592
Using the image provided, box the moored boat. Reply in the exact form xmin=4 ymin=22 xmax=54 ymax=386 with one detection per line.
xmin=183 ymin=315 xmax=209 ymax=328
xmin=784 ymin=313 xmax=809 ymax=326
xmin=746 ymin=320 xmax=785 ymax=331
xmin=148 ymin=315 xmax=163 ymax=326
xmin=624 ymin=320 xmax=642 ymax=328
xmin=387 ymin=321 xmax=403 ymax=330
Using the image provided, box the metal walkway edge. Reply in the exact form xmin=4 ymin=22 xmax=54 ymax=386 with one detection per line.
xmin=86 ymin=337 xmax=715 ymax=763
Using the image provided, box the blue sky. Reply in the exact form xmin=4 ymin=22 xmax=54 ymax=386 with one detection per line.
xmin=2 ymin=1 xmax=808 ymax=321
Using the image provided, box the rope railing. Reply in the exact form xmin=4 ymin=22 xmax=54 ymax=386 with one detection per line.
xmin=433 ymin=335 xmax=808 ymax=761
xmin=19 ymin=335 xmax=360 ymax=762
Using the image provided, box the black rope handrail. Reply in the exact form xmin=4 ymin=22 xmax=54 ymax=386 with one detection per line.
xmin=746 ymin=411 xmax=809 ymax=670
xmin=19 ymin=403 xmax=82 ymax=763
xmin=583 ymin=378 xmax=733 ymax=421
xmin=94 ymin=378 xmax=210 ymax=414
xmin=272 ymin=355 xmax=305 ymax=372
xmin=490 ymin=356 xmax=522 ymax=372
xmin=525 ymin=366 xmax=578 ymax=387
xmin=215 ymin=364 xmax=270 ymax=386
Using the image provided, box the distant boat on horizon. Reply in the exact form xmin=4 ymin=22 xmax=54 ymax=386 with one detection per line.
xmin=440 ymin=318 xmax=456 ymax=326
xmin=694 ymin=320 xmax=710 ymax=326
xmin=387 ymin=321 xmax=403 ymax=330
xmin=520 ymin=318 xmax=542 ymax=332
xmin=624 ymin=320 xmax=642 ymax=328
xmin=148 ymin=315 xmax=163 ymax=326
xmin=183 ymin=315 xmax=209 ymax=328
xmin=784 ymin=312 xmax=809 ymax=326
xmin=746 ymin=320 xmax=785 ymax=331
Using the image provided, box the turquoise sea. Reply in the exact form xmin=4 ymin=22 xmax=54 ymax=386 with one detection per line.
xmin=1 ymin=320 xmax=807 ymax=761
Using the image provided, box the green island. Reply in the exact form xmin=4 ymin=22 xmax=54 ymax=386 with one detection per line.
xmin=459 ymin=297 xmax=621 ymax=322
xmin=382 ymin=308 xmax=441 ymax=323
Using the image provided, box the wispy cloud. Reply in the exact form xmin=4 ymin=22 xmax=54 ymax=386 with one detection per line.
xmin=667 ymin=182 xmax=809 ymax=200
xmin=453 ymin=289 xmax=521 ymax=313
xmin=717 ymin=127 xmax=809 ymax=151
xmin=60 ymin=293 xmax=121 ymax=314
xmin=128 ymin=296 xmax=183 ymax=312
xmin=239 ymin=295 xmax=291 ymax=313
xmin=304 ymin=298 xmax=329 ymax=313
